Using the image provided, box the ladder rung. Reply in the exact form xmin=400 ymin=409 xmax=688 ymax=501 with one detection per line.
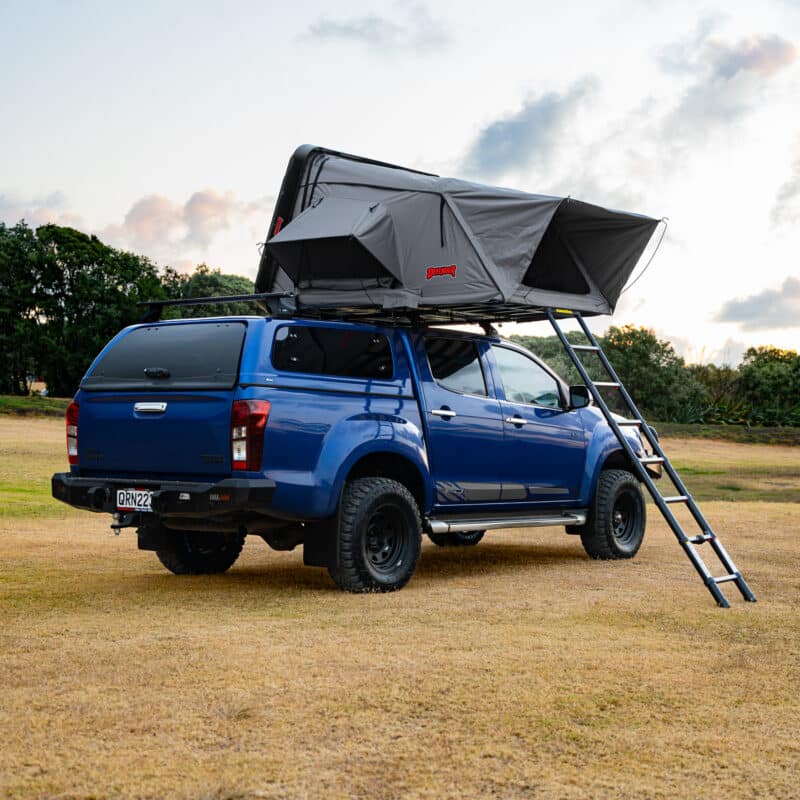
xmin=663 ymin=495 xmax=688 ymax=504
xmin=639 ymin=456 xmax=664 ymax=464
xmin=617 ymin=420 xmax=641 ymax=426
xmin=594 ymin=381 xmax=620 ymax=388
xmin=714 ymin=574 xmax=739 ymax=584
xmin=688 ymin=533 xmax=714 ymax=544
xmin=571 ymin=345 xmax=600 ymax=352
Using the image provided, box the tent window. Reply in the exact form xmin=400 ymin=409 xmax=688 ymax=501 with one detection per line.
xmin=521 ymin=225 xmax=590 ymax=295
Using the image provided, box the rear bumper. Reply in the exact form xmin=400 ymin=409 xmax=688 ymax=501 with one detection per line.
xmin=51 ymin=473 xmax=275 ymax=517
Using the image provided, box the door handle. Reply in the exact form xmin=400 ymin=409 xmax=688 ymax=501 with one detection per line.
xmin=431 ymin=408 xmax=457 ymax=418
xmin=505 ymin=416 xmax=529 ymax=425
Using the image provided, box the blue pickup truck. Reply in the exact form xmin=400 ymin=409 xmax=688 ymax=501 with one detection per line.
xmin=52 ymin=315 xmax=659 ymax=592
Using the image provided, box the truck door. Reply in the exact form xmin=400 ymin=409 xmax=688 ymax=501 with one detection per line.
xmin=489 ymin=345 xmax=586 ymax=502
xmin=415 ymin=334 xmax=504 ymax=506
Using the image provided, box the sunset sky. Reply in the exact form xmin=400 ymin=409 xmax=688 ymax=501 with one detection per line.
xmin=2 ymin=0 xmax=798 ymax=363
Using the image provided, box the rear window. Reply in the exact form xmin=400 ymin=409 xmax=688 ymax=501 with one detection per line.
xmin=82 ymin=322 xmax=246 ymax=391
xmin=272 ymin=325 xmax=393 ymax=379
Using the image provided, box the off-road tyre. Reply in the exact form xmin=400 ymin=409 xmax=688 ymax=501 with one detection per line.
xmin=155 ymin=529 xmax=246 ymax=575
xmin=579 ymin=469 xmax=646 ymax=560
xmin=427 ymin=530 xmax=485 ymax=547
xmin=328 ymin=477 xmax=422 ymax=593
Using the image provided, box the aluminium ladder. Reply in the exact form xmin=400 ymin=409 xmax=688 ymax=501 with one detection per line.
xmin=546 ymin=309 xmax=757 ymax=608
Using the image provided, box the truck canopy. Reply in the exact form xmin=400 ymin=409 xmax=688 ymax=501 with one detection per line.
xmin=256 ymin=146 xmax=661 ymax=324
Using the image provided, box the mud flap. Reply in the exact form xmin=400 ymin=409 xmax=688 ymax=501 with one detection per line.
xmin=137 ymin=522 xmax=171 ymax=552
xmin=302 ymin=516 xmax=338 ymax=568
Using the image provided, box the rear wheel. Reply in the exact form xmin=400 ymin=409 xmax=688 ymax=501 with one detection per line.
xmin=156 ymin=529 xmax=245 ymax=575
xmin=580 ymin=469 xmax=645 ymax=559
xmin=328 ymin=477 xmax=421 ymax=593
xmin=428 ymin=530 xmax=485 ymax=547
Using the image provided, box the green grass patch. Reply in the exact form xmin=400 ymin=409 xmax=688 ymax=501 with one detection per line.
xmin=671 ymin=465 xmax=725 ymax=476
xmin=654 ymin=422 xmax=800 ymax=446
xmin=0 ymin=479 xmax=69 ymax=518
xmin=664 ymin=460 xmax=800 ymax=503
xmin=0 ymin=394 xmax=71 ymax=418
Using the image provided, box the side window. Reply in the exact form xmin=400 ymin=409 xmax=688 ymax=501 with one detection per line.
xmin=493 ymin=346 xmax=562 ymax=409
xmin=272 ymin=326 xmax=393 ymax=379
xmin=425 ymin=338 xmax=487 ymax=396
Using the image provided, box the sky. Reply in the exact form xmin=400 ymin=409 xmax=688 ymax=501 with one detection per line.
xmin=1 ymin=0 xmax=799 ymax=364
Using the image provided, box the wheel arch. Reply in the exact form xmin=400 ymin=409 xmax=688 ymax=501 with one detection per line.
xmin=600 ymin=448 xmax=640 ymax=475
xmin=345 ymin=451 xmax=429 ymax=514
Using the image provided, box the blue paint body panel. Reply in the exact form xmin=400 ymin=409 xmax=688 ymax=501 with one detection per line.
xmin=69 ymin=316 xmax=645 ymax=522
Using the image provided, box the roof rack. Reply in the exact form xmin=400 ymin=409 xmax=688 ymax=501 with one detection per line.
xmin=136 ymin=292 xmax=580 ymax=326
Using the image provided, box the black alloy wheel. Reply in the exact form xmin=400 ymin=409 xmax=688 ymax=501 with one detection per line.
xmin=364 ymin=503 xmax=408 ymax=575
xmin=579 ymin=469 xmax=646 ymax=559
xmin=329 ymin=477 xmax=422 ymax=592
xmin=611 ymin=490 xmax=640 ymax=548
xmin=427 ymin=530 xmax=485 ymax=547
xmin=155 ymin=528 xmax=245 ymax=575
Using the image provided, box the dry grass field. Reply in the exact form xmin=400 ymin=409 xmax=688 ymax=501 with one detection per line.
xmin=1 ymin=417 xmax=799 ymax=799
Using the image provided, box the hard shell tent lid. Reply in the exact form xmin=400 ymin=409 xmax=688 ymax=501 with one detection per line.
xmin=256 ymin=146 xmax=660 ymax=323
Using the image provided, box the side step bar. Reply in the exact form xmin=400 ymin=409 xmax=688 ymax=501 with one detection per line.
xmin=427 ymin=511 xmax=587 ymax=535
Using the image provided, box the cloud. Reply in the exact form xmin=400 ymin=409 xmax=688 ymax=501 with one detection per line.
xmin=102 ymin=189 xmax=274 ymax=255
xmin=668 ymin=333 xmax=748 ymax=366
xmin=715 ymin=277 xmax=800 ymax=330
xmin=461 ymin=77 xmax=598 ymax=180
xmin=657 ymin=15 xmax=722 ymax=75
xmin=660 ymin=24 xmax=797 ymax=140
xmin=0 ymin=188 xmax=274 ymax=272
xmin=0 ymin=191 xmax=84 ymax=229
xmin=771 ymin=138 xmax=800 ymax=227
xmin=304 ymin=3 xmax=448 ymax=53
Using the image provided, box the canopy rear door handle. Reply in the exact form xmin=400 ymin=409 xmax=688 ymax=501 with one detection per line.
xmin=431 ymin=408 xmax=457 ymax=418
xmin=505 ymin=416 xmax=529 ymax=425
xmin=134 ymin=402 xmax=168 ymax=414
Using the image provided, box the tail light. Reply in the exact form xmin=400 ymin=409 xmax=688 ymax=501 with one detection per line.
xmin=66 ymin=401 xmax=79 ymax=465
xmin=231 ymin=400 xmax=270 ymax=471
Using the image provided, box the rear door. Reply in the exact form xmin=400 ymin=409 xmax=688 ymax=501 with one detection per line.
xmin=490 ymin=345 xmax=586 ymax=502
xmin=77 ymin=321 xmax=247 ymax=478
xmin=415 ymin=334 xmax=504 ymax=506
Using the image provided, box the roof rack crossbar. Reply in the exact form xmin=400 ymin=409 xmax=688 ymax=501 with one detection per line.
xmin=137 ymin=292 xmax=297 ymax=322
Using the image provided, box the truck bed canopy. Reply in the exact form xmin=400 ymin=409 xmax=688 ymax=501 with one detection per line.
xmin=255 ymin=146 xmax=660 ymax=323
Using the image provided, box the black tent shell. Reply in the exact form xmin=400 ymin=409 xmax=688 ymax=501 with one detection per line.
xmin=256 ymin=146 xmax=660 ymax=323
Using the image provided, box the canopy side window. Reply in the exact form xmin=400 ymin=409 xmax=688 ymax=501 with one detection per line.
xmin=272 ymin=325 xmax=394 ymax=379
xmin=424 ymin=338 xmax=488 ymax=397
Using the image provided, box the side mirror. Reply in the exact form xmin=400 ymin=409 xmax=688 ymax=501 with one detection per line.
xmin=569 ymin=385 xmax=591 ymax=410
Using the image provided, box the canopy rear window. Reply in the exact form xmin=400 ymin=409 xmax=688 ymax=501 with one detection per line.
xmin=82 ymin=322 xmax=246 ymax=391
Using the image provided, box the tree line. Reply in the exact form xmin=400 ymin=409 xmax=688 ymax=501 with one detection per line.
xmin=1 ymin=220 xmax=798 ymax=425
xmin=509 ymin=328 xmax=800 ymax=427
xmin=0 ymin=221 xmax=255 ymax=397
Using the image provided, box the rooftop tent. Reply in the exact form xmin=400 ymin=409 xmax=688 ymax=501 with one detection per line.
xmin=256 ymin=146 xmax=660 ymax=323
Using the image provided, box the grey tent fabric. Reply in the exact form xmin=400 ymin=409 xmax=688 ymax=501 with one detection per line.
xmin=259 ymin=147 xmax=661 ymax=322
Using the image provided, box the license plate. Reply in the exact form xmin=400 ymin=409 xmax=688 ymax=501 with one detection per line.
xmin=116 ymin=488 xmax=153 ymax=512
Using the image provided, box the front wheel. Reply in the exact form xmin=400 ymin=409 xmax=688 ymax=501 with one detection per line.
xmin=428 ymin=530 xmax=485 ymax=547
xmin=328 ymin=477 xmax=422 ymax=593
xmin=580 ymin=469 xmax=645 ymax=559
xmin=155 ymin=529 xmax=245 ymax=575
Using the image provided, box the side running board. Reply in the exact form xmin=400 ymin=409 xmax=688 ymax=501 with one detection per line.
xmin=428 ymin=511 xmax=587 ymax=535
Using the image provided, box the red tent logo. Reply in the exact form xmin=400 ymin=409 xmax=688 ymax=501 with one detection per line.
xmin=426 ymin=264 xmax=457 ymax=280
